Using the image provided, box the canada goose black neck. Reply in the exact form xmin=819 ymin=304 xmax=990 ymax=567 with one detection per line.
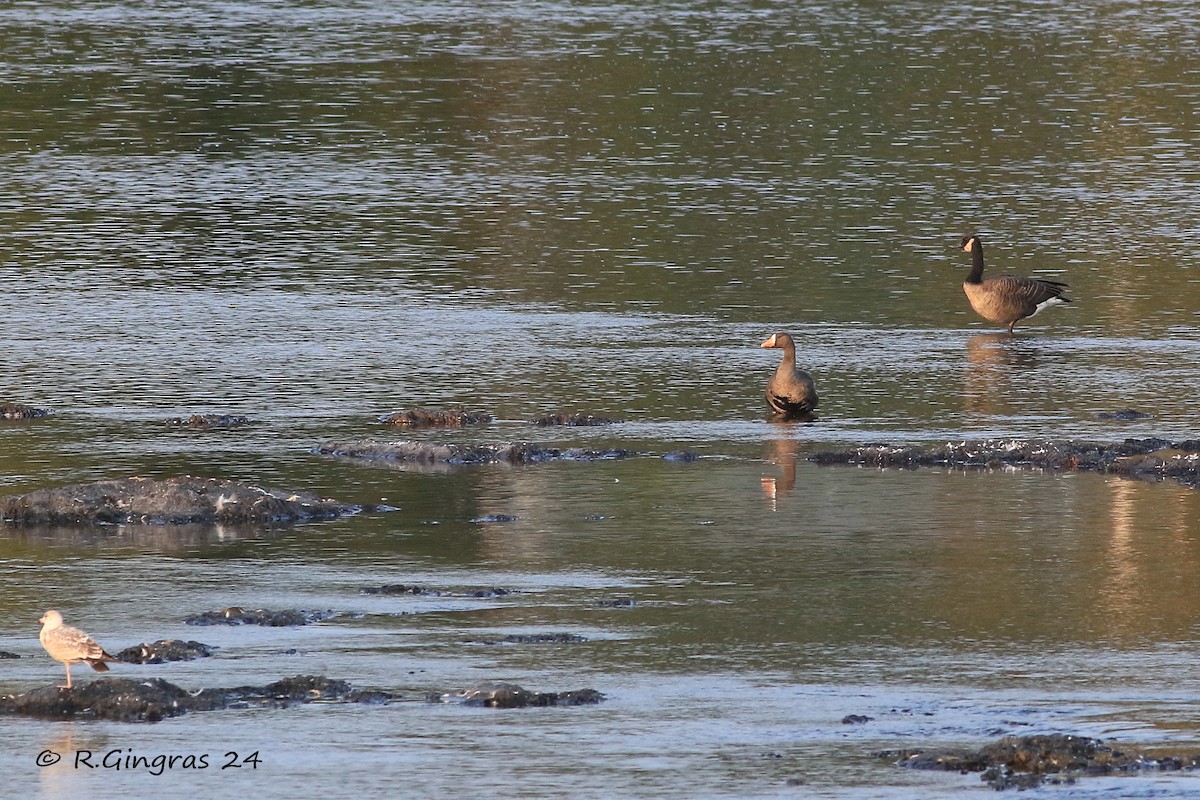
xmin=965 ymin=238 xmax=985 ymax=285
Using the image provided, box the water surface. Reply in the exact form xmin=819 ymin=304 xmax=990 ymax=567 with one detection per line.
xmin=2 ymin=1 xmax=1200 ymax=797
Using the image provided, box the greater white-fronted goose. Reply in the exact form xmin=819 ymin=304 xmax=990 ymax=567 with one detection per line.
xmin=39 ymin=609 xmax=115 ymax=689
xmin=760 ymin=332 xmax=818 ymax=418
xmin=959 ymin=235 xmax=1070 ymax=333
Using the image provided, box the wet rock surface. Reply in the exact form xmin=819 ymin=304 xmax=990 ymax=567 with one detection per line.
xmin=595 ymin=597 xmax=636 ymax=608
xmin=811 ymin=438 xmax=1200 ymax=488
xmin=1097 ymin=409 xmax=1152 ymax=420
xmin=360 ymin=584 xmax=515 ymax=598
xmin=314 ymin=439 xmax=637 ymax=466
xmin=114 ymin=639 xmax=216 ymax=664
xmin=470 ymin=514 xmax=519 ymax=523
xmin=431 ymin=681 xmax=605 ymax=708
xmin=884 ymin=733 xmax=1200 ymax=790
xmin=184 ymin=607 xmax=339 ymax=626
xmin=380 ymin=407 xmax=493 ymax=427
xmin=164 ymin=414 xmax=253 ymax=428
xmin=0 ymin=475 xmax=363 ymax=526
xmin=0 ymin=402 xmax=52 ymax=420
xmin=0 ymin=675 xmax=393 ymax=723
xmin=468 ymin=633 xmax=590 ymax=645
xmin=531 ymin=413 xmax=622 ymax=426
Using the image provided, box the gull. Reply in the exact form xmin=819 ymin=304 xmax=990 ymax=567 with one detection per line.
xmin=38 ymin=610 xmax=116 ymax=689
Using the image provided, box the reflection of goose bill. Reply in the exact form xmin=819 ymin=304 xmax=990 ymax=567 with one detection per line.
xmin=759 ymin=332 xmax=818 ymax=417
xmin=959 ymin=235 xmax=1071 ymax=334
xmin=38 ymin=610 xmax=115 ymax=689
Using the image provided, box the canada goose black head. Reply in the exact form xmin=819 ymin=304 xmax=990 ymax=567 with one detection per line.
xmin=960 ymin=234 xmax=980 ymax=253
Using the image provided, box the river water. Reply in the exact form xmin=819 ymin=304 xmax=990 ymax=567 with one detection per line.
xmin=2 ymin=1 xmax=1200 ymax=797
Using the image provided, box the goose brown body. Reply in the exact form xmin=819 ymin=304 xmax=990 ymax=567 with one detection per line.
xmin=959 ymin=235 xmax=1070 ymax=333
xmin=39 ymin=610 xmax=115 ymax=689
xmin=760 ymin=332 xmax=818 ymax=418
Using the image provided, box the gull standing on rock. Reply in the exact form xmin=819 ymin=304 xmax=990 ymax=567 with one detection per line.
xmin=39 ymin=610 xmax=115 ymax=689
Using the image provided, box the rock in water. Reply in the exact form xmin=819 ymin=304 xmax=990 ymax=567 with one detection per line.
xmin=0 ymin=476 xmax=362 ymax=526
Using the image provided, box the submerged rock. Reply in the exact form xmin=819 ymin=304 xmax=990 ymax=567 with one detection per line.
xmin=360 ymin=584 xmax=514 ymax=598
xmin=531 ymin=413 xmax=622 ymax=426
xmin=0 ymin=675 xmax=392 ymax=723
xmin=0 ymin=402 xmax=52 ymax=420
xmin=164 ymin=414 xmax=253 ymax=428
xmin=380 ymin=408 xmax=493 ymax=428
xmin=0 ymin=651 xmax=19 ymax=659
xmin=184 ymin=607 xmax=338 ymax=627
xmin=811 ymin=438 xmax=1200 ymax=489
xmin=213 ymin=675 xmax=392 ymax=707
xmin=1097 ymin=409 xmax=1152 ymax=420
xmin=595 ymin=597 xmax=635 ymax=608
xmin=885 ymin=733 xmax=1200 ymax=790
xmin=361 ymin=584 xmax=443 ymax=597
xmin=470 ymin=633 xmax=590 ymax=645
xmin=431 ymin=681 xmax=605 ymax=708
xmin=114 ymin=639 xmax=215 ymax=664
xmin=0 ymin=476 xmax=363 ymax=526
xmin=314 ymin=439 xmax=637 ymax=466
xmin=470 ymin=514 xmax=519 ymax=523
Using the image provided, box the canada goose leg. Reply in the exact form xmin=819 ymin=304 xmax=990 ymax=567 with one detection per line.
xmin=1007 ymin=321 xmax=1016 ymax=335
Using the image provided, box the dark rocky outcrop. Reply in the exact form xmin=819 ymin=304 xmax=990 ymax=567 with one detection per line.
xmin=0 ymin=402 xmax=52 ymax=420
xmin=595 ymin=597 xmax=635 ymax=608
xmin=360 ymin=585 xmax=515 ymax=598
xmin=430 ymin=681 xmax=604 ymax=708
xmin=314 ymin=439 xmax=636 ymax=466
xmin=469 ymin=633 xmax=589 ymax=645
xmin=164 ymin=414 xmax=253 ymax=428
xmin=531 ymin=413 xmax=622 ymax=426
xmin=0 ymin=651 xmax=19 ymax=659
xmin=114 ymin=639 xmax=215 ymax=664
xmin=380 ymin=408 xmax=493 ymax=428
xmin=361 ymin=584 xmax=442 ymax=597
xmin=1096 ymin=409 xmax=1152 ymax=420
xmin=0 ymin=675 xmax=393 ymax=723
xmin=811 ymin=438 xmax=1200 ymax=489
xmin=885 ymin=733 xmax=1200 ymax=790
xmin=470 ymin=514 xmax=519 ymax=523
xmin=0 ymin=476 xmax=363 ymax=526
xmin=184 ymin=607 xmax=339 ymax=627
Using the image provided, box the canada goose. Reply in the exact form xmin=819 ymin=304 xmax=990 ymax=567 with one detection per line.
xmin=759 ymin=332 xmax=818 ymax=418
xmin=38 ymin=610 xmax=115 ymax=689
xmin=959 ymin=235 xmax=1070 ymax=333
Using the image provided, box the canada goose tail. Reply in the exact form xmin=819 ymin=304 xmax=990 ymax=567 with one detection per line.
xmin=1029 ymin=295 xmax=1068 ymax=318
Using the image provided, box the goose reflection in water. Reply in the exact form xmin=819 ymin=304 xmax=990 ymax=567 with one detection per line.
xmin=963 ymin=333 xmax=1041 ymax=415
xmin=761 ymin=436 xmax=803 ymax=509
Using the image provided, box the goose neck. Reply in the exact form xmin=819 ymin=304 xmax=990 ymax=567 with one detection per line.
xmin=966 ymin=242 xmax=986 ymax=284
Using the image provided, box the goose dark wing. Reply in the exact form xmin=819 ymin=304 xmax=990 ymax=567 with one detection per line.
xmin=986 ymin=274 xmax=1071 ymax=305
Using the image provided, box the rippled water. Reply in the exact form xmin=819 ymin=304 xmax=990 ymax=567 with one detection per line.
xmin=2 ymin=1 xmax=1200 ymax=797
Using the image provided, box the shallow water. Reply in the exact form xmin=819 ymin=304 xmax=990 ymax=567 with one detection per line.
xmin=2 ymin=1 xmax=1200 ymax=797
